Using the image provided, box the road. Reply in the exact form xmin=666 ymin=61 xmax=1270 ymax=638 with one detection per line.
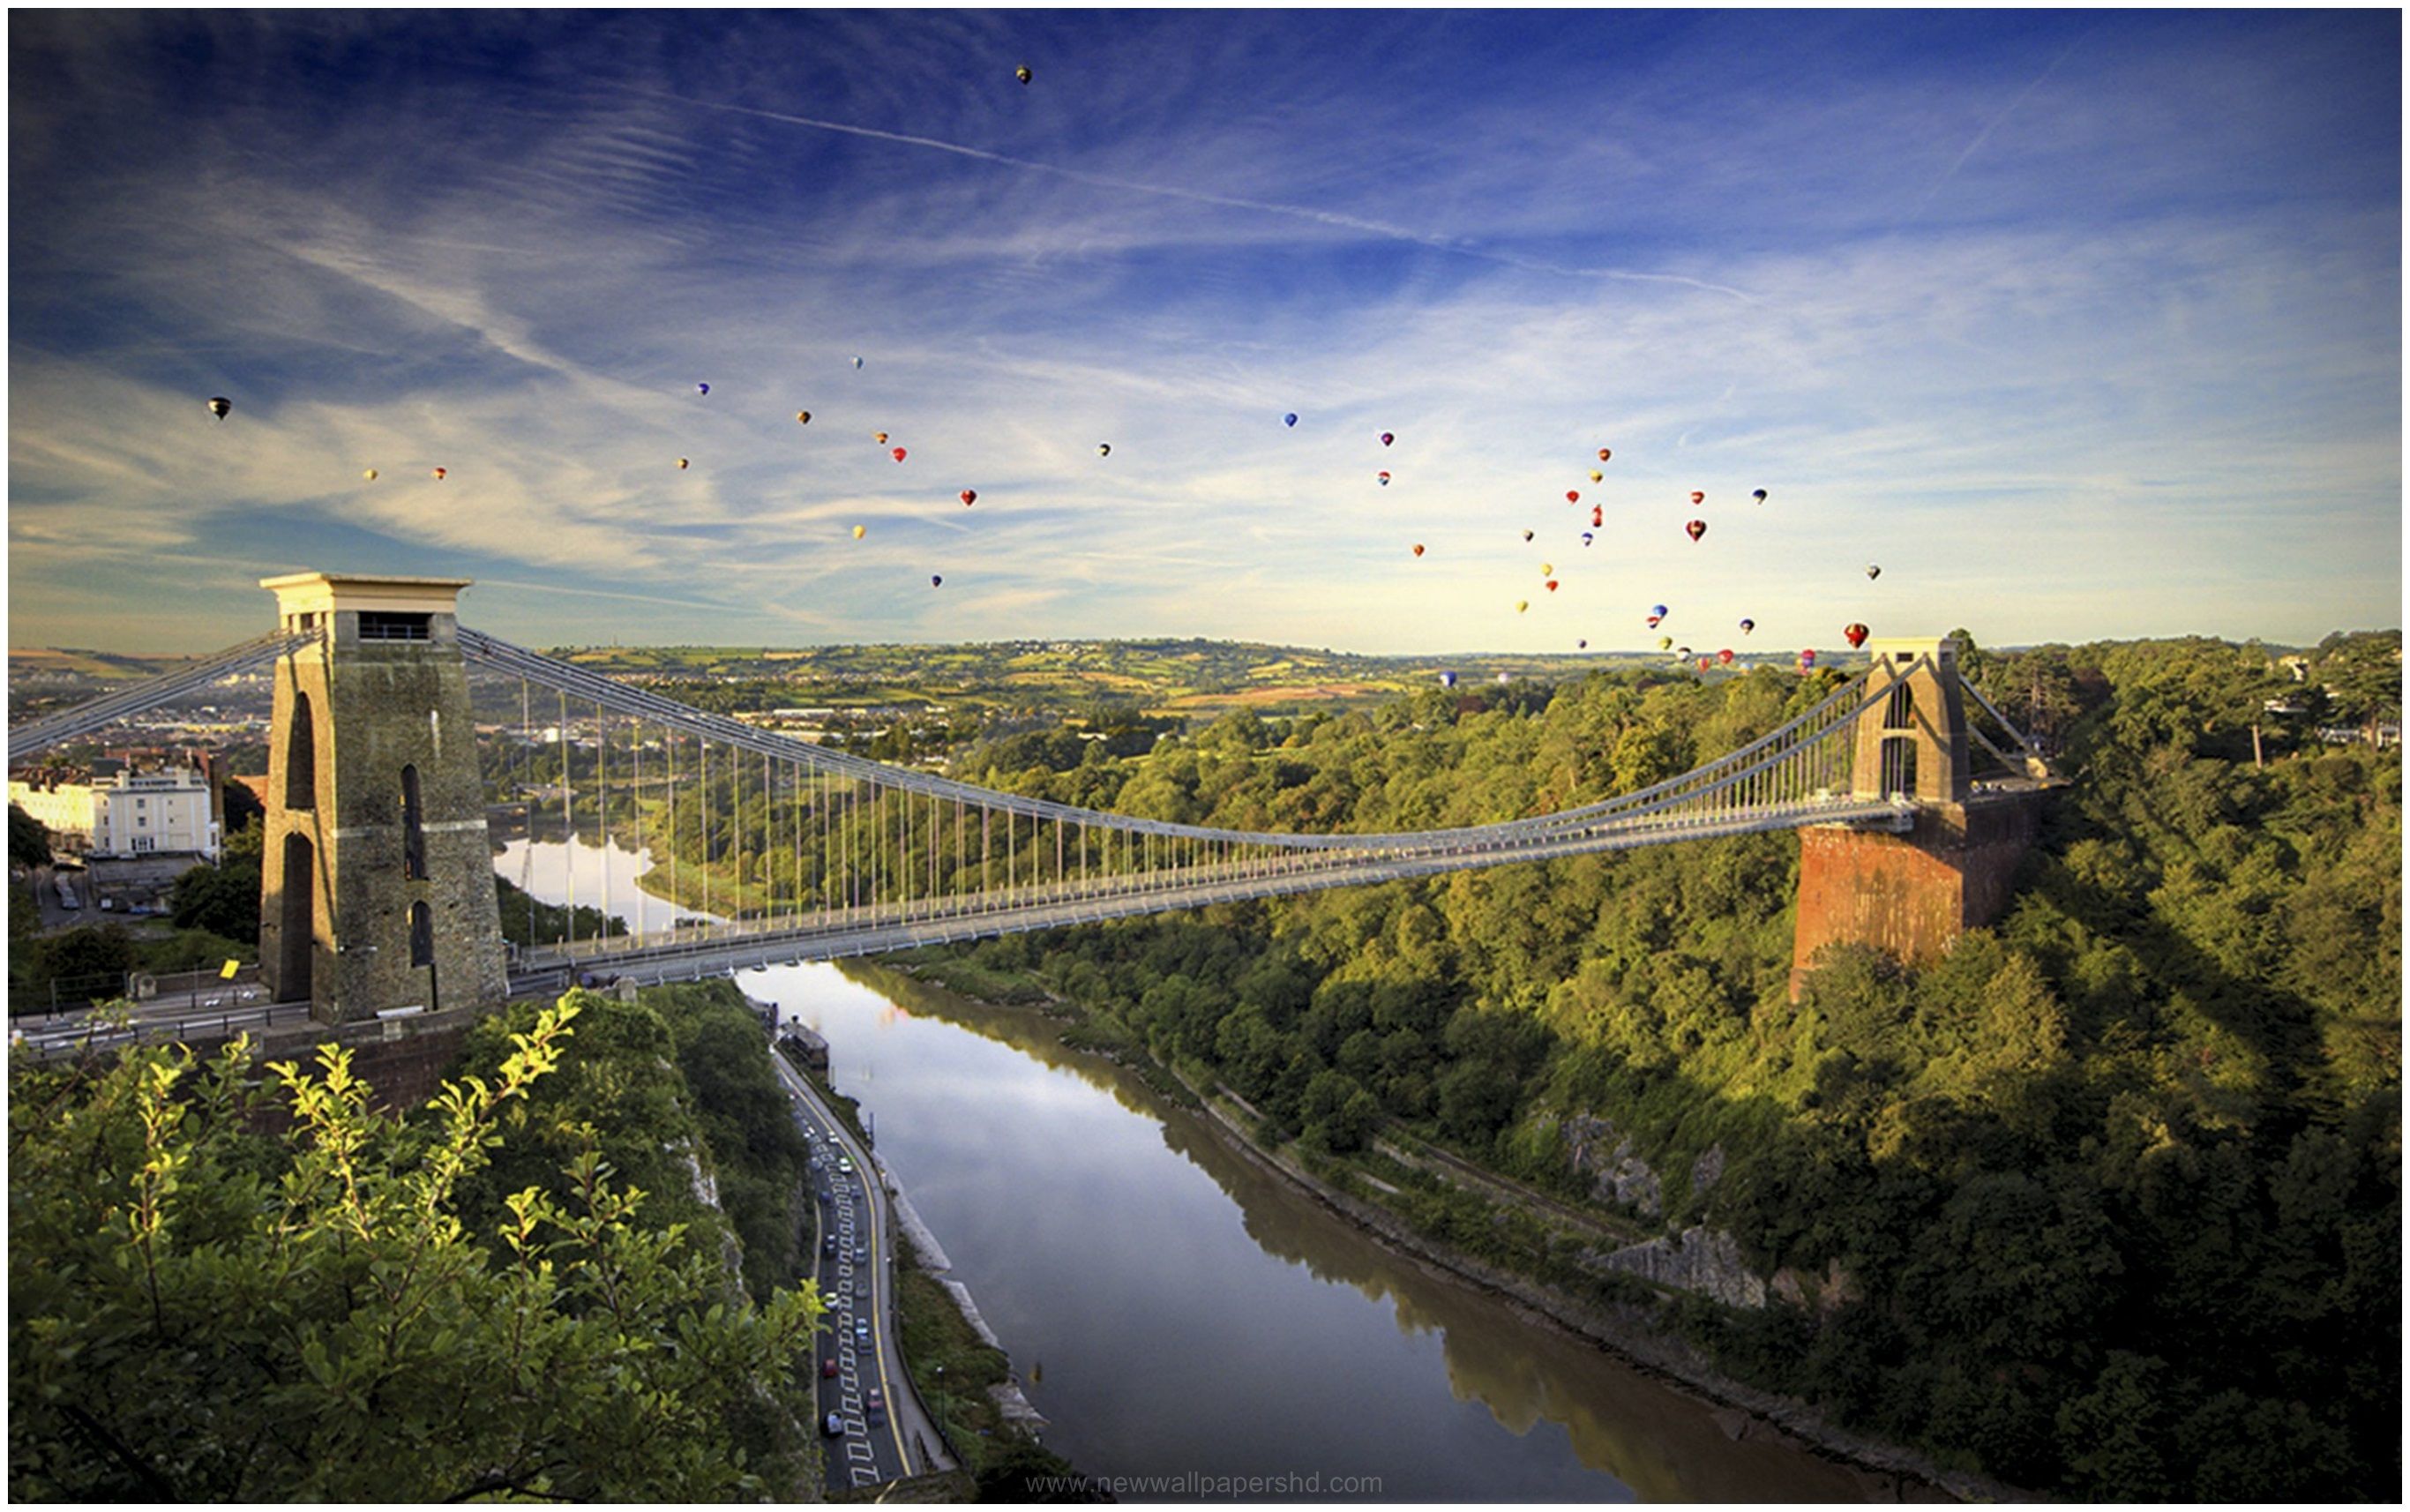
xmin=768 ymin=1044 xmax=952 ymax=1492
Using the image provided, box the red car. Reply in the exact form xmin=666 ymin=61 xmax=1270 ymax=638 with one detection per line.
xmin=821 ymin=1358 xmax=839 ymax=1379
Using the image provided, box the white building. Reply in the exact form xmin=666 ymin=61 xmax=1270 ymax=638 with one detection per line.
xmin=7 ymin=778 xmax=95 ymax=854
xmin=90 ymin=768 xmax=221 ymax=860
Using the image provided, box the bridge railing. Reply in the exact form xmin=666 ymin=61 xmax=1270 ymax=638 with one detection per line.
xmin=4 ymin=627 xmax=318 ymax=759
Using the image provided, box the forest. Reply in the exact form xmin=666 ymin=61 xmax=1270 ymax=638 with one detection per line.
xmin=634 ymin=629 xmax=2398 ymax=1501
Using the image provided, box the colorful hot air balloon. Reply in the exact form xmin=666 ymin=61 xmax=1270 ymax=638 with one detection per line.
xmin=960 ymin=490 xmax=977 ymax=506
xmin=873 ymin=431 xmax=888 ymax=443
xmin=1689 ymin=490 xmax=1705 ymax=505
xmin=1752 ymin=488 xmax=1768 ymax=504
xmin=1844 ymin=622 xmax=1870 ymax=648
xmin=1378 ymin=471 xmax=1391 ymax=486
xmin=1865 ymin=564 xmax=1882 ymax=580
xmin=1799 ymin=648 xmax=1818 ymax=673
xmin=362 ymin=468 xmax=378 ymax=481
xmin=431 ymin=467 xmax=447 ymax=480
xmin=1411 ymin=543 xmax=1425 ymax=557
xmin=852 ymin=524 xmax=866 ymax=539
xmin=1645 ymin=616 xmax=1662 ymax=628
xmin=1284 ymin=413 xmax=1298 ymax=427
xmin=892 ymin=447 xmax=908 ymax=462
xmin=797 ymin=411 xmax=812 ymax=424
xmin=1439 ymin=670 xmax=1457 ymax=688
xmin=1718 ymin=648 xmax=1735 ymax=665
xmin=696 ymin=382 xmax=710 ymax=395
xmin=206 ymin=396 xmax=231 ymax=420
xmin=1698 ymin=657 xmax=1713 ymax=672
xmin=1380 ymin=431 xmax=1394 ymax=446
xmin=1567 ymin=490 xmax=1580 ymax=504
xmin=1685 ymin=520 xmax=1707 ymax=542
xmin=1015 ymin=64 xmax=1033 ymax=85
xmin=677 ymin=457 xmax=690 ymax=469
xmin=1739 ymin=618 xmax=1755 ymax=634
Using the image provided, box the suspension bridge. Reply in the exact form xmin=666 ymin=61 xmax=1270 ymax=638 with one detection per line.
xmin=8 ymin=573 xmax=2054 ymax=1034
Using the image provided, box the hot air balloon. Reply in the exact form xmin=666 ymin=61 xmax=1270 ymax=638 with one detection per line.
xmin=1577 ymin=639 xmax=1589 ymax=649
xmin=932 ymin=575 xmax=944 ymax=588
xmin=1718 ymin=648 xmax=1735 ymax=665
xmin=1799 ymin=648 xmax=1818 ymax=673
xmin=1844 ymin=623 xmax=1870 ymax=648
xmin=1515 ymin=601 xmax=1529 ymax=614
xmin=696 ymin=382 xmax=710 ymax=395
xmin=1284 ymin=413 xmax=1298 ymax=427
xmin=432 ymin=467 xmax=447 ymax=480
xmin=1567 ymin=490 xmax=1580 ymax=504
xmin=1498 ymin=672 xmax=1514 ymax=685
xmin=1698 ymin=657 xmax=1714 ymax=672
xmin=1598 ymin=448 xmax=1611 ymax=461
xmin=1658 ymin=635 xmax=1673 ymax=651
xmin=1865 ymin=564 xmax=1882 ymax=580
xmin=1581 ymin=531 xmax=1594 ymax=546
xmin=851 ymin=356 xmax=864 ymax=370
xmin=1411 ymin=543 xmax=1425 ymax=557
xmin=1685 ymin=520 xmax=1707 ymax=542
xmin=1546 ymin=580 xmax=1560 ymax=593
xmin=1652 ymin=604 xmax=1669 ymax=618
xmin=1015 ymin=64 xmax=1033 ymax=85
xmin=1689 ymin=490 xmax=1705 ymax=505
xmin=1097 ymin=444 xmax=1111 ymax=457
xmin=1439 ymin=670 xmax=1456 ymax=688
xmin=1377 ymin=471 xmax=1391 ymax=486
xmin=960 ymin=490 xmax=977 ymax=506
xmin=1590 ymin=505 xmax=1602 ymax=527
xmin=1522 ymin=529 xmax=1534 ymax=542
xmin=1541 ymin=563 xmax=1553 ymax=575
xmin=677 ymin=457 xmax=690 ymax=469
xmin=1739 ymin=618 xmax=1755 ymax=634
xmin=1677 ymin=646 xmax=1693 ymax=657
xmin=797 ymin=411 xmax=812 ymax=424
xmin=873 ymin=431 xmax=888 ymax=443
xmin=206 ymin=396 xmax=231 ymax=420
xmin=852 ymin=525 xmax=866 ymax=539
xmin=363 ymin=468 xmax=378 ymax=481
xmin=1588 ymin=469 xmax=1603 ymax=483
xmin=1752 ymin=488 xmax=1768 ymax=504
xmin=892 ymin=447 xmax=908 ymax=462
xmin=1645 ymin=616 xmax=1662 ymax=628
xmin=1380 ymin=431 xmax=1394 ymax=446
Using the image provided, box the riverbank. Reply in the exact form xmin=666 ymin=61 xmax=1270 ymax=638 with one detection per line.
xmin=873 ymin=952 xmax=2017 ymax=1504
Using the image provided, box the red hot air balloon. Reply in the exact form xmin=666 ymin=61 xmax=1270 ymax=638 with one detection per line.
xmin=1844 ymin=623 xmax=1870 ymax=648
xmin=1411 ymin=543 xmax=1425 ymax=557
xmin=1718 ymin=648 xmax=1735 ymax=665
xmin=960 ymin=490 xmax=977 ymax=506
xmin=1567 ymin=490 xmax=1580 ymax=504
xmin=1590 ymin=505 xmax=1602 ymax=527
xmin=892 ymin=447 xmax=908 ymax=462
xmin=1598 ymin=448 xmax=1611 ymax=461
xmin=431 ymin=467 xmax=447 ymax=480
xmin=1546 ymin=580 xmax=1560 ymax=592
xmin=1698 ymin=657 xmax=1714 ymax=671
xmin=1688 ymin=490 xmax=1705 ymax=505
xmin=1378 ymin=471 xmax=1391 ymax=486
xmin=1685 ymin=519 xmax=1707 ymax=542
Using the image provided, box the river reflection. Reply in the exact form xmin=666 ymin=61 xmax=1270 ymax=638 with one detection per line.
xmin=731 ymin=958 xmax=1890 ymax=1503
xmin=492 ymin=833 xmax=728 ymax=932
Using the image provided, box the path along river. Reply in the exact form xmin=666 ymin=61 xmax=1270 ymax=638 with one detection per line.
xmin=505 ymin=835 xmax=1902 ymax=1502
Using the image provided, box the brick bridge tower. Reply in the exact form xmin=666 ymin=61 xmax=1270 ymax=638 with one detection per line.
xmin=1790 ymin=636 xmax=2048 ymax=999
xmin=258 ymin=573 xmax=509 ymax=1024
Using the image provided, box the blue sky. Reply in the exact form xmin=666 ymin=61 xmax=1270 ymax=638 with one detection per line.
xmin=8 ymin=10 xmax=2400 ymax=655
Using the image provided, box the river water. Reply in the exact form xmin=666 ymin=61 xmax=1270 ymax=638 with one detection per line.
xmin=505 ymin=837 xmax=1890 ymax=1502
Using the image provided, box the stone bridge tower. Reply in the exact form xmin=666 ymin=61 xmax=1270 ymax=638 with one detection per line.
xmin=258 ymin=573 xmax=508 ymax=1024
xmin=1790 ymin=637 xmax=2046 ymax=998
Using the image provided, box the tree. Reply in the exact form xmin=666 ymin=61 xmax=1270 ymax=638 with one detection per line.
xmin=167 ymin=822 xmax=263 ymax=939
xmin=9 ymin=803 xmax=51 ymax=871
xmin=8 ymin=998 xmax=822 ymax=1501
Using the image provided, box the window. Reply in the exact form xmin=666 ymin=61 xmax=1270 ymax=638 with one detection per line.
xmin=400 ymin=764 xmax=427 ymax=880
xmin=409 ymin=902 xmax=435 ymax=968
xmin=359 ymin=611 xmax=432 ymax=641
xmin=1883 ymin=682 xmax=1917 ymax=730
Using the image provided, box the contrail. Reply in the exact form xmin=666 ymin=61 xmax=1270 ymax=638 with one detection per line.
xmin=624 ymin=86 xmax=1757 ymax=303
xmin=1914 ymin=30 xmax=2091 ymax=215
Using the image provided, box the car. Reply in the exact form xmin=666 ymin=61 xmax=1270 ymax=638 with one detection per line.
xmin=822 ymin=1357 xmax=839 ymax=1379
xmin=837 ymin=1156 xmax=853 ymax=1174
xmin=822 ymin=1412 xmax=843 ymax=1438
xmin=855 ymin=1318 xmax=871 ymax=1341
xmin=823 ymin=1234 xmax=837 ymax=1256
xmin=865 ymin=1389 xmax=886 ymax=1424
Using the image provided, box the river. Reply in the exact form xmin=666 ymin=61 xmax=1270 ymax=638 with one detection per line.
xmin=505 ymin=835 xmax=1896 ymax=1502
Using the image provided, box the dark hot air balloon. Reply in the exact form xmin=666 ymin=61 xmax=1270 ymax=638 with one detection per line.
xmin=797 ymin=411 xmax=812 ymax=424
xmin=1411 ymin=543 xmax=1425 ymax=557
xmin=960 ymin=490 xmax=977 ymax=506
xmin=1379 ymin=431 xmax=1394 ymax=446
xmin=1284 ymin=413 xmax=1298 ymax=427
xmin=1739 ymin=618 xmax=1755 ymax=634
xmin=206 ymin=396 xmax=231 ymax=420
xmin=1015 ymin=64 xmax=1033 ymax=85
xmin=1751 ymin=488 xmax=1768 ymax=504
xmin=1685 ymin=520 xmax=1707 ymax=542
xmin=1866 ymin=564 xmax=1882 ymax=580
xmin=696 ymin=382 xmax=709 ymax=395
